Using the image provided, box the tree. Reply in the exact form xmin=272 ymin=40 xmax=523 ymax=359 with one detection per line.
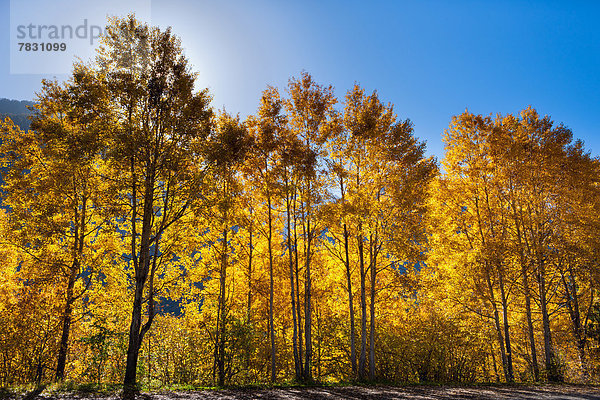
xmin=339 ymin=84 xmax=435 ymax=380
xmin=285 ymin=72 xmax=337 ymax=381
xmin=428 ymin=111 xmax=516 ymax=382
xmin=278 ymin=111 xmax=306 ymax=381
xmin=553 ymin=143 xmax=600 ymax=380
xmin=0 ymin=67 xmax=115 ymax=381
xmin=204 ymin=111 xmax=251 ymax=386
xmin=246 ymin=87 xmax=287 ymax=382
xmin=91 ymin=16 xmax=212 ymax=390
xmin=427 ymin=107 xmax=599 ymax=383
xmin=324 ymin=119 xmax=357 ymax=376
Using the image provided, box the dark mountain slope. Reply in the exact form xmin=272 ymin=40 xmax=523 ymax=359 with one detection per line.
xmin=0 ymin=98 xmax=35 ymax=131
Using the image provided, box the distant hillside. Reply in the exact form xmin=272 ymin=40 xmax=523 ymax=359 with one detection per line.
xmin=0 ymin=98 xmax=35 ymax=131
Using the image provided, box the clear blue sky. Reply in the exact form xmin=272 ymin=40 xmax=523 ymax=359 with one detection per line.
xmin=1 ymin=0 xmax=599 ymax=158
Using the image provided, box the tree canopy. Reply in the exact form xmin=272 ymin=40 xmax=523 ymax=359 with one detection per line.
xmin=1 ymin=16 xmax=599 ymax=390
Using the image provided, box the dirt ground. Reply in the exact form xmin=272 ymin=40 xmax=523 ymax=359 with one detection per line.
xmin=16 ymin=384 xmax=600 ymax=400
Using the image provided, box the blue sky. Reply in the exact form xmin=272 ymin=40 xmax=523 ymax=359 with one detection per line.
xmin=1 ymin=0 xmax=599 ymax=158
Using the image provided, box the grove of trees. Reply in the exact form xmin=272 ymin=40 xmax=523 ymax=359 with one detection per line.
xmin=1 ymin=16 xmax=599 ymax=389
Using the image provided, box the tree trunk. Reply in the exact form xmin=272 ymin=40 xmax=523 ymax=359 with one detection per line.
xmin=498 ymin=271 xmax=514 ymax=382
xmin=368 ymin=237 xmax=376 ymax=381
xmin=561 ymin=264 xmax=589 ymax=381
xmin=244 ymin=211 xmax=253 ymax=373
xmin=304 ymin=213 xmax=312 ymax=382
xmin=124 ymin=196 xmax=153 ymax=389
xmin=246 ymin=209 xmax=253 ymax=325
xmin=286 ymin=187 xmax=301 ymax=381
xmin=267 ymin=194 xmax=276 ymax=383
xmin=357 ymin=229 xmax=367 ymax=381
xmin=293 ymin=193 xmax=303 ymax=377
xmin=513 ymin=209 xmax=540 ymax=381
xmin=490 ymin=340 xmax=500 ymax=382
xmin=343 ymin=223 xmax=357 ymax=375
xmin=55 ymin=260 xmax=79 ymax=381
xmin=216 ymin=227 xmax=228 ymax=386
xmin=522 ymin=262 xmax=539 ymax=381
xmin=315 ymin=304 xmax=322 ymax=380
xmin=56 ymin=195 xmax=87 ymax=381
xmin=124 ymin=156 xmax=156 ymax=392
xmin=485 ymin=271 xmax=509 ymax=382
xmin=537 ymin=258 xmax=560 ymax=381
xmin=124 ymin=271 xmax=145 ymax=388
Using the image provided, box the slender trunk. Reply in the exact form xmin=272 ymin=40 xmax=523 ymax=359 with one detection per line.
xmin=293 ymin=186 xmax=303 ymax=376
xmin=246 ymin=208 xmax=253 ymax=324
xmin=569 ymin=270 xmax=588 ymax=381
xmin=486 ymin=271 xmax=509 ymax=382
xmin=475 ymin=190 xmax=509 ymax=382
xmin=216 ymin=227 xmax=228 ymax=386
xmin=241 ymin=206 xmax=254 ymax=381
xmin=302 ymin=142 xmax=313 ymax=383
xmin=561 ymin=264 xmax=589 ymax=381
xmin=294 ymin=199 xmax=304 ymax=379
xmin=490 ymin=340 xmax=500 ymax=382
xmin=56 ymin=195 xmax=87 ymax=381
xmin=267 ymin=194 xmax=276 ymax=382
xmin=55 ymin=260 xmax=79 ymax=381
xmin=315 ymin=304 xmax=322 ymax=380
xmin=537 ymin=259 xmax=559 ymax=381
xmin=357 ymin=228 xmax=367 ymax=380
xmin=368 ymin=236 xmax=376 ymax=381
xmin=245 ymin=216 xmax=253 ymax=371
xmin=512 ymin=203 xmax=539 ymax=381
xmin=286 ymin=184 xmax=300 ymax=380
xmin=522 ymin=262 xmax=539 ymax=381
xmin=304 ymin=211 xmax=312 ymax=381
xmin=124 ymin=108 xmax=138 ymax=393
xmin=577 ymin=337 xmax=588 ymax=381
xmin=498 ymin=271 xmax=514 ymax=382
xmin=124 ymin=273 xmax=145 ymax=388
xmin=124 ymin=172 xmax=154 ymax=389
xmin=343 ymin=223 xmax=356 ymax=375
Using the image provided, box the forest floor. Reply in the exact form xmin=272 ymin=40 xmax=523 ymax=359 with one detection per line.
xmin=4 ymin=384 xmax=600 ymax=400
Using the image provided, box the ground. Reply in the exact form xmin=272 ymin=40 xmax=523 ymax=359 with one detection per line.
xmin=8 ymin=384 xmax=600 ymax=399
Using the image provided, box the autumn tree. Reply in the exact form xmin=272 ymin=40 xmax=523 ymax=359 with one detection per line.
xmin=338 ymin=84 xmax=435 ymax=380
xmin=428 ymin=107 xmax=599 ymax=383
xmin=428 ymin=111 xmax=520 ymax=382
xmin=324 ymin=113 xmax=356 ymax=376
xmin=0 ymin=64 xmax=118 ymax=381
xmin=4 ymin=17 xmax=600 ymax=386
xmin=496 ymin=108 xmax=600 ymax=381
xmin=488 ymin=111 xmax=542 ymax=381
xmin=204 ymin=112 xmax=251 ymax=386
xmin=552 ymin=143 xmax=600 ymax=380
xmin=89 ymin=16 xmax=212 ymax=390
xmin=285 ymin=72 xmax=337 ymax=381
xmin=277 ymin=109 xmax=306 ymax=381
xmin=245 ymin=87 xmax=287 ymax=382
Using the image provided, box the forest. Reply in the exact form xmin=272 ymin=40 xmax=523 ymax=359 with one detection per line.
xmin=1 ymin=16 xmax=599 ymax=391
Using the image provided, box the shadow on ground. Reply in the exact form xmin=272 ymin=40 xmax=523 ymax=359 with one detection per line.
xmin=11 ymin=384 xmax=600 ymax=400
